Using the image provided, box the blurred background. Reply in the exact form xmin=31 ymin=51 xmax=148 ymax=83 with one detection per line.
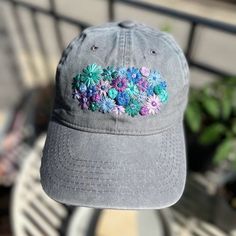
xmin=0 ymin=0 xmax=236 ymax=235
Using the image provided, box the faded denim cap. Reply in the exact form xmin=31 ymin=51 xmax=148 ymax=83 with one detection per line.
xmin=40 ymin=21 xmax=189 ymax=209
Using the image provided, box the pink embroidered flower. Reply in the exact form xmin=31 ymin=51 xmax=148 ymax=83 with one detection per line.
xmin=147 ymin=95 xmax=161 ymax=114
xmin=140 ymin=67 xmax=150 ymax=77
xmin=112 ymin=77 xmax=127 ymax=92
xmin=97 ymin=80 xmax=111 ymax=96
xmin=140 ymin=106 xmax=149 ymax=116
xmin=137 ymin=78 xmax=148 ymax=92
xmin=112 ymin=105 xmax=125 ymax=115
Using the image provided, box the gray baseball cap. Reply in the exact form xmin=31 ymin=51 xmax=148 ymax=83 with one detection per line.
xmin=40 ymin=21 xmax=189 ymax=209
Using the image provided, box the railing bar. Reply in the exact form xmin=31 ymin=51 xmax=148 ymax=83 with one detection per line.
xmin=11 ymin=2 xmax=40 ymax=80
xmin=113 ymin=0 xmax=236 ymax=34
xmin=189 ymin=60 xmax=236 ymax=78
xmin=48 ymin=0 xmax=64 ymax=52
xmin=108 ymin=0 xmax=115 ymax=21
xmin=30 ymin=9 xmax=52 ymax=79
xmin=185 ymin=22 xmax=197 ymax=61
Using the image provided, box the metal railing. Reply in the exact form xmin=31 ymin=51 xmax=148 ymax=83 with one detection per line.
xmin=1 ymin=0 xmax=236 ymax=81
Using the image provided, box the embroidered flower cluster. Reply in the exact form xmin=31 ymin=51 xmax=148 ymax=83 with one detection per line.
xmin=72 ymin=64 xmax=168 ymax=117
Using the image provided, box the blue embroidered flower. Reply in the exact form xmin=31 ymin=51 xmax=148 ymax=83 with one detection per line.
xmin=159 ymin=81 xmax=167 ymax=90
xmin=146 ymin=86 xmax=154 ymax=96
xmin=102 ymin=66 xmax=118 ymax=81
xmin=117 ymin=67 xmax=127 ymax=77
xmin=99 ymin=97 xmax=115 ymax=113
xmin=148 ymin=70 xmax=161 ymax=86
xmin=86 ymin=85 xmax=97 ymax=97
xmin=127 ymin=67 xmax=142 ymax=83
xmin=79 ymin=83 xmax=87 ymax=93
xmin=80 ymin=64 xmax=103 ymax=86
xmin=116 ymin=91 xmax=130 ymax=106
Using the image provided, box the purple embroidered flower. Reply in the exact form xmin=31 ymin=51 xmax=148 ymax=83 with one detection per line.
xmin=148 ymin=70 xmax=161 ymax=86
xmin=112 ymin=77 xmax=127 ymax=92
xmin=127 ymin=67 xmax=142 ymax=83
xmin=79 ymin=95 xmax=89 ymax=109
xmin=140 ymin=106 xmax=149 ymax=116
xmin=99 ymin=97 xmax=115 ymax=113
xmin=91 ymin=93 xmax=101 ymax=102
xmin=113 ymin=105 xmax=125 ymax=115
xmin=140 ymin=67 xmax=150 ymax=77
xmin=137 ymin=78 xmax=148 ymax=92
xmin=147 ymin=95 xmax=161 ymax=114
xmin=97 ymin=80 xmax=111 ymax=96
xmin=116 ymin=91 xmax=130 ymax=106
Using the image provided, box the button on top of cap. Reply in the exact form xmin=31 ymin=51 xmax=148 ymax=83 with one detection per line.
xmin=118 ymin=20 xmax=136 ymax=28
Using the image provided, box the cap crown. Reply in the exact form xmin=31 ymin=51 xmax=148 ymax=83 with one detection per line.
xmin=53 ymin=22 xmax=189 ymax=135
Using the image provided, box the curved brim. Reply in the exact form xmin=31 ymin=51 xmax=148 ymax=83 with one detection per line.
xmin=40 ymin=120 xmax=186 ymax=210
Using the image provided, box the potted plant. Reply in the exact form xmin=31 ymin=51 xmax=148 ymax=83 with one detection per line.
xmin=184 ymin=77 xmax=236 ymax=172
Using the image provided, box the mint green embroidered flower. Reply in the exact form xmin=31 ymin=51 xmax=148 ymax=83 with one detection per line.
xmin=108 ymin=88 xmax=118 ymax=99
xmin=90 ymin=102 xmax=100 ymax=111
xmin=80 ymin=64 xmax=102 ymax=86
xmin=102 ymin=66 xmax=118 ymax=81
xmin=159 ymin=89 xmax=168 ymax=103
xmin=125 ymin=100 xmax=141 ymax=117
xmin=126 ymin=82 xmax=139 ymax=97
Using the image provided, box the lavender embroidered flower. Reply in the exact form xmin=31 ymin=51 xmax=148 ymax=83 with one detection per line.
xmin=72 ymin=64 xmax=168 ymax=117
xmin=97 ymin=80 xmax=111 ymax=96
xmin=140 ymin=67 xmax=150 ymax=77
xmin=147 ymin=95 xmax=161 ymax=114
xmin=113 ymin=105 xmax=125 ymax=115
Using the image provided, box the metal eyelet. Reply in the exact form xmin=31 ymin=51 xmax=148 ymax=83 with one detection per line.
xmin=91 ymin=45 xmax=99 ymax=51
xmin=150 ymin=49 xmax=157 ymax=55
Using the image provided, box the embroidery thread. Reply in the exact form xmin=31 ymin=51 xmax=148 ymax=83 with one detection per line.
xmin=72 ymin=64 xmax=168 ymax=117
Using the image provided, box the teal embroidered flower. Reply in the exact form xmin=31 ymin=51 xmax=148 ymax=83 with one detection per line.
xmin=125 ymin=100 xmax=141 ymax=117
xmin=72 ymin=74 xmax=81 ymax=89
xmin=126 ymin=82 xmax=139 ymax=97
xmin=72 ymin=64 xmax=168 ymax=117
xmin=102 ymin=66 xmax=118 ymax=81
xmin=108 ymin=88 xmax=118 ymax=99
xmin=90 ymin=102 xmax=100 ymax=111
xmin=80 ymin=64 xmax=103 ymax=86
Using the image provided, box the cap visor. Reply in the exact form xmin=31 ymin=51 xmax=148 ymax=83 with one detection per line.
xmin=40 ymin=120 xmax=186 ymax=210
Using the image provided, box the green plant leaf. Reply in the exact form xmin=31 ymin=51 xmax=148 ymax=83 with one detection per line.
xmin=213 ymin=139 xmax=235 ymax=164
xmin=199 ymin=123 xmax=226 ymax=145
xmin=201 ymin=96 xmax=220 ymax=119
xmin=185 ymin=102 xmax=202 ymax=133
xmin=221 ymin=91 xmax=232 ymax=120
